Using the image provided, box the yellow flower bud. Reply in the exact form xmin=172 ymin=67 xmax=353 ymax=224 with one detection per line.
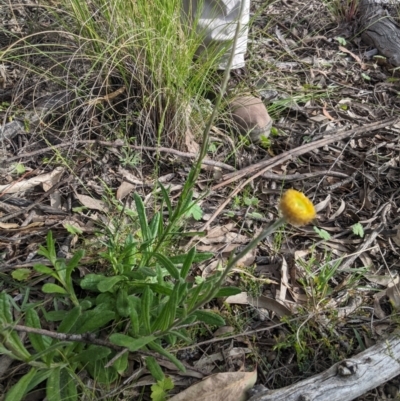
xmin=279 ymin=189 xmax=316 ymax=226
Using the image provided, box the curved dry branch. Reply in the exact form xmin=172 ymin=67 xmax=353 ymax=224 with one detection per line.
xmin=248 ymin=332 xmax=400 ymax=401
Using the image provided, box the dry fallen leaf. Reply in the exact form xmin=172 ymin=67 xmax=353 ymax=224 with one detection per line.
xmin=200 ymin=224 xmax=248 ymax=245
xmin=0 ymin=167 xmax=64 ymax=194
xmin=309 ymin=114 xmax=328 ymax=122
xmin=365 ymin=274 xmax=396 ymax=287
xmin=184 ymin=129 xmax=200 ymax=154
xmin=76 ymin=194 xmax=107 ymax=212
xmin=314 ymin=194 xmax=331 ymax=213
xmin=194 ymin=347 xmax=250 ymax=374
xmin=278 ymin=256 xmax=289 ymax=303
xmin=225 ymin=292 xmax=292 ymax=317
xmin=338 ymin=45 xmax=367 ymax=69
xmin=42 ymin=166 xmax=64 ymax=192
xmin=387 ymin=282 xmax=400 ymax=310
xmin=0 ymin=222 xmax=19 ymax=229
xmin=393 ymin=225 xmax=400 ymax=247
xmin=116 ymin=181 xmax=136 ymax=200
xmin=168 ymin=370 xmax=257 ymax=401
xmin=373 ymin=292 xmax=388 ymax=320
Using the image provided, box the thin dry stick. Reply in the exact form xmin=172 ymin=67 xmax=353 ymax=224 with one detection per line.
xmin=3 ymin=324 xmax=121 ymax=350
xmin=214 ymin=117 xmax=398 ymax=190
xmin=338 ymin=227 xmax=382 ymax=271
xmin=0 ymin=176 xmax=71 ymax=223
xmin=5 ymin=140 xmax=235 ymax=171
xmin=201 ymin=117 xmax=398 ymax=231
xmin=172 ymin=317 xmax=300 ymax=352
xmin=3 ymin=319 xmax=290 ymax=357
xmin=5 ymin=138 xmax=352 ymax=182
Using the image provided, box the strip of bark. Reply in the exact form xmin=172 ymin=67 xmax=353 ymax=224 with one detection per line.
xmin=248 ymin=331 xmax=400 ymax=401
xmin=359 ymin=0 xmax=400 ymax=66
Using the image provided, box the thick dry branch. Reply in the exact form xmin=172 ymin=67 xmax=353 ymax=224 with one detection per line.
xmin=248 ymin=332 xmax=400 ymax=401
xmin=359 ymin=0 xmax=400 ymax=66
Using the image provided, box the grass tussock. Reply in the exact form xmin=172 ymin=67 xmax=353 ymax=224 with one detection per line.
xmin=3 ymin=0 xmax=229 ymax=148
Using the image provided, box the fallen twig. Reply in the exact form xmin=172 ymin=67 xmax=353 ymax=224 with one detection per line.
xmin=248 ymin=330 xmax=400 ymax=401
xmin=201 ymin=117 xmax=398 ymax=231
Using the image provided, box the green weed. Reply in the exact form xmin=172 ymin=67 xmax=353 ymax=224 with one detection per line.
xmin=323 ymin=0 xmax=359 ymax=23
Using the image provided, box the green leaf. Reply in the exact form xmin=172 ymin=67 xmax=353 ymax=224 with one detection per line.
xmin=147 ymin=283 xmax=173 ymax=296
xmin=352 ymin=222 xmax=364 ymax=238
xmin=25 ymin=308 xmax=49 ymax=353
xmin=180 ymin=189 xmax=194 ymax=217
xmin=86 ymin=360 xmax=118 ymax=384
xmin=151 ymin=377 xmax=174 ymax=401
xmin=244 ymin=196 xmax=259 ymax=207
xmin=313 ymin=226 xmax=331 ymax=240
xmin=186 ymin=203 xmax=203 ymax=220
xmin=26 ymin=369 xmax=52 ymax=394
xmin=335 ymin=36 xmax=346 ymax=45
xmin=158 ymin=182 xmax=172 ymax=218
xmin=128 ymin=298 xmax=140 ymax=337
xmin=58 ymin=306 xmax=81 ymax=333
xmin=178 ymin=315 xmax=196 ymax=324
xmin=37 ymin=231 xmax=56 ymax=264
xmin=0 ymin=292 xmax=13 ymax=324
xmin=180 ymin=247 xmax=196 ymax=279
xmin=65 ymin=250 xmax=84 ymax=283
xmin=75 ymin=308 xmax=115 ymax=334
xmin=112 ymin=350 xmax=128 ymax=374
xmin=42 ymin=283 xmax=68 ymax=295
xmin=123 ymin=280 xmax=173 ymax=296
xmin=248 ymin=211 xmax=263 ymax=219
xmin=169 ymin=329 xmax=192 ymax=344
xmin=27 ymin=341 xmax=71 ymax=364
xmin=95 ymin=292 xmax=115 ymax=309
xmin=79 ymin=299 xmax=92 ymax=310
xmin=361 ymin=72 xmax=371 ymax=81
xmin=43 ymin=310 xmax=67 ymax=322
xmin=64 ymin=223 xmax=83 ymax=235
xmin=0 ymin=329 xmax=31 ymax=361
xmin=187 ymin=279 xmax=217 ymax=310
xmin=33 ymin=264 xmax=56 ymax=277
xmin=5 ymin=367 xmax=37 ymax=401
xmin=141 ymin=287 xmax=153 ymax=334
xmin=166 ymin=333 xmax=177 ymax=346
xmin=116 ymin=288 xmax=130 ymax=318
xmin=177 ymin=282 xmax=189 ymax=304
xmin=193 ymin=310 xmax=225 ymax=326
xmin=151 ymin=284 xmax=180 ymax=332
xmin=153 ymin=253 xmax=180 ymax=279
xmin=60 ymin=368 xmax=78 ymax=401
xmin=11 ymin=268 xmax=31 ymax=281
xmin=54 ymin=259 xmax=67 ymax=286
xmin=146 ymin=356 xmax=165 ymax=381
xmin=46 ymin=367 xmax=61 ymax=401
xmin=109 ymin=333 xmax=156 ymax=352
xmin=169 ymin=252 xmax=213 ymax=264
xmin=148 ymin=341 xmax=185 ymax=372
xmin=137 ymin=266 xmax=157 ymax=277
xmin=134 ymin=193 xmax=150 ymax=241
xmin=186 ymin=281 xmax=205 ymax=311
xmin=71 ymin=345 xmax=111 ymax=363
xmin=14 ymin=163 xmax=26 ymax=174
xmin=80 ymin=274 xmax=106 ymax=291
xmin=97 ymin=276 xmax=125 ymax=293
xmin=0 ymin=344 xmax=17 ymax=359
xmin=149 ymin=212 xmax=162 ymax=239
xmin=215 ymin=286 xmax=242 ymax=297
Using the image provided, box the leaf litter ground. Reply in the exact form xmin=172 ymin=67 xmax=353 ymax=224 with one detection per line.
xmin=1 ymin=0 xmax=400 ymax=400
